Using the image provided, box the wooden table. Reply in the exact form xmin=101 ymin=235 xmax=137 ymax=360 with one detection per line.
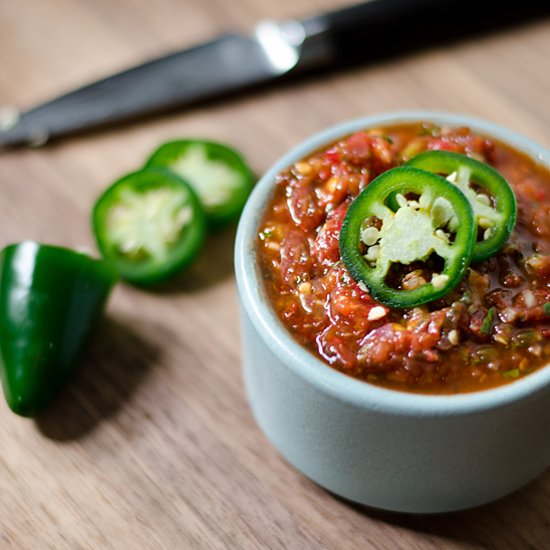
xmin=1 ymin=1 xmax=549 ymax=548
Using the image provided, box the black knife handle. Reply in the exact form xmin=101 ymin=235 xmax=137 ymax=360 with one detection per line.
xmin=303 ymin=0 xmax=441 ymax=35
xmin=301 ymin=0 xmax=550 ymax=65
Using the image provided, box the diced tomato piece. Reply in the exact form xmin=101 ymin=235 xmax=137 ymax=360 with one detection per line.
xmin=311 ymin=201 xmax=349 ymax=270
xmin=357 ymin=324 xmax=413 ymax=371
xmin=279 ymin=230 xmax=314 ymax=287
xmin=286 ymin=179 xmax=324 ymax=231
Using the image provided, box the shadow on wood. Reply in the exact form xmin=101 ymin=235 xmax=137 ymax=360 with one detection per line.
xmin=331 ymin=467 xmax=550 ymax=547
xmin=34 ymin=316 xmax=160 ymax=441
xmin=152 ymin=220 xmax=239 ymax=294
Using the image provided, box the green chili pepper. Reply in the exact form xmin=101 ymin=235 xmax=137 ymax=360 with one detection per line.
xmin=146 ymin=140 xmax=254 ymax=226
xmin=502 ymin=368 xmax=521 ymax=379
xmin=406 ymin=151 xmax=517 ymax=262
xmin=0 ymin=242 xmax=118 ymax=417
xmin=339 ymin=166 xmax=476 ymax=308
xmin=480 ymin=307 xmax=496 ymax=335
xmin=92 ymin=168 xmax=206 ymax=285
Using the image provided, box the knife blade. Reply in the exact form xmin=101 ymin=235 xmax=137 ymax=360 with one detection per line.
xmin=1 ymin=0 xmax=548 ymax=148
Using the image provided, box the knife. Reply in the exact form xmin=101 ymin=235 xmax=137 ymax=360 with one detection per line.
xmin=1 ymin=0 xmax=548 ymax=148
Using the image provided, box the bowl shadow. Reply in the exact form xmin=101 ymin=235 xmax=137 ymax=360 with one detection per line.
xmin=330 ymin=468 xmax=550 ymax=547
xmin=35 ymin=315 xmax=160 ymax=441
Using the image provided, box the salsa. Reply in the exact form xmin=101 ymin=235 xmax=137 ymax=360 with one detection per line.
xmin=257 ymin=123 xmax=550 ymax=394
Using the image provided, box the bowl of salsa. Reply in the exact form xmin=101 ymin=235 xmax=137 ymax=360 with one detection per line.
xmin=235 ymin=111 xmax=550 ymax=513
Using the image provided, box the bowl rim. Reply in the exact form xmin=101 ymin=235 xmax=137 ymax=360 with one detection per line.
xmin=235 ymin=110 xmax=550 ymax=417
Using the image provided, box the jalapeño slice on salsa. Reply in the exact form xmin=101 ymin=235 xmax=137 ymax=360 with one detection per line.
xmin=340 ymin=167 xmax=476 ymax=308
xmin=407 ymin=151 xmax=517 ymax=262
xmin=92 ymin=168 xmax=206 ymax=285
xmin=146 ymin=140 xmax=254 ymax=226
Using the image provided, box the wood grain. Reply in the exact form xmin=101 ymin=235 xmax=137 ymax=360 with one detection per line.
xmin=1 ymin=1 xmax=549 ymax=548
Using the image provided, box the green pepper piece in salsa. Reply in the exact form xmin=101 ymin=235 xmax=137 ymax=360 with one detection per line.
xmin=146 ymin=140 xmax=254 ymax=227
xmin=339 ymin=166 xmax=476 ymax=308
xmin=407 ymin=151 xmax=517 ymax=262
xmin=0 ymin=242 xmax=118 ymax=417
xmin=92 ymin=168 xmax=206 ymax=285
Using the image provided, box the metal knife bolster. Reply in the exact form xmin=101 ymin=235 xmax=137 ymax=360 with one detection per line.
xmin=253 ymin=19 xmax=336 ymax=74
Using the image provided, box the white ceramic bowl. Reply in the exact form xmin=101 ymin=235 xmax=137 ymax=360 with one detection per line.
xmin=234 ymin=111 xmax=550 ymax=513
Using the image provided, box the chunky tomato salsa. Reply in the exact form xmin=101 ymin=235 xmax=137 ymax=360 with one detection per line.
xmin=257 ymin=123 xmax=550 ymax=394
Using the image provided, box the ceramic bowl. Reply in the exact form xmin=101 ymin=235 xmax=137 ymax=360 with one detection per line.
xmin=234 ymin=111 xmax=550 ymax=513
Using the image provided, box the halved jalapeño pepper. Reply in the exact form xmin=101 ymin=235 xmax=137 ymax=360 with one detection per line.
xmin=340 ymin=167 xmax=476 ymax=308
xmin=0 ymin=242 xmax=118 ymax=416
xmin=146 ymin=140 xmax=254 ymax=226
xmin=92 ymin=168 xmax=206 ymax=285
xmin=407 ymin=151 xmax=517 ymax=262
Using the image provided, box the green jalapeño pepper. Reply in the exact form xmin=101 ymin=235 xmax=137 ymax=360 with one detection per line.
xmin=0 ymin=242 xmax=118 ymax=416
xmin=407 ymin=151 xmax=517 ymax=262
xmin=146 ymin=140 xmax=254 ymax=226
xmin=92 ymin=168 xmax=206 ymax=285
xmin=340 ymin=167 xmax=476 ymax=308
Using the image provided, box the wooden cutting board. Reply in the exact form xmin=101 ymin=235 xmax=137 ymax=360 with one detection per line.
xmin=1 ymin=1 xmax=549 ymax=548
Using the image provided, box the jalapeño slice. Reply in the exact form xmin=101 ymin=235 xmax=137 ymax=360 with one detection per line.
xmin=92 ymin=168 xmax=206 ymax=285
xmin=146 ymin=140 xmax=254 ymax=226
xmin=407 ymin=151 xmax=517 ymax=262
xmin=339 ymin=167 xmax=476 ymax=308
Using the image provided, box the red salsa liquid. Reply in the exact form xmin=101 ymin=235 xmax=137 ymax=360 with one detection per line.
xmin=257 ymin=123 xmax=550 ymax=394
